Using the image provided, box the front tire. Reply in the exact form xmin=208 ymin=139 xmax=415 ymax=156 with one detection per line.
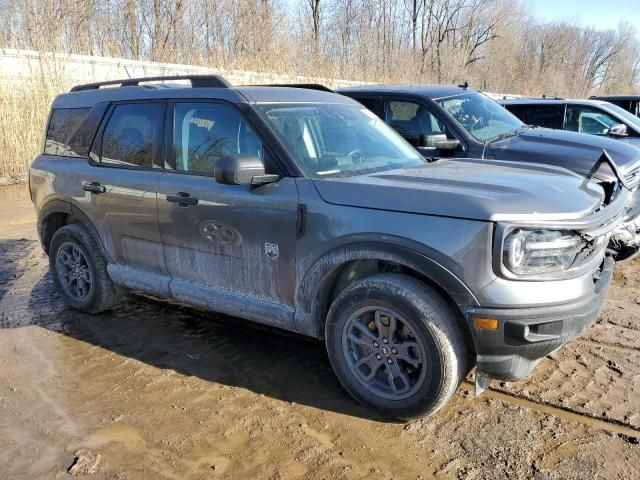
xmin=325 ymin=274 xmax=468 ymax=419
xmin=49 ymin=224 xmax=123 ymax=313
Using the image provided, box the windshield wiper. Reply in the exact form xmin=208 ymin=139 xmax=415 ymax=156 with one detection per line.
xmin=489 ymin=124 xmax=530 ymax=143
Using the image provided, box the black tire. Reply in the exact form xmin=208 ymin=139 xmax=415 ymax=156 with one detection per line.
xmin=325 ymin=273 xmax=468 ymax=419
xmin=49 ymin=223 xmax=123 ymax=313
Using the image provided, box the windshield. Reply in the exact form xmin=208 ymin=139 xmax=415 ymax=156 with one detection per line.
xmin=435 ymin=91 xmax=524 ymax=142
xmin=257 ymin=103 xmax=426 ymax=178
xmin=603 ymin=103 xmax=640 ymax=132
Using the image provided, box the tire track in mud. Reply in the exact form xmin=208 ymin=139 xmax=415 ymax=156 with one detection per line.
xmin=470 ymin=384 xmax=640 ymax=441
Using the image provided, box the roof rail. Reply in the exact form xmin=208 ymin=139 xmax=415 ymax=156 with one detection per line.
xmin=540 ymin=94 xmax=564 ymax=100
xmin=247 ymin=83 xmax=334 ymax=93
xmin=70 ymin=75 xmax=231 ymax=92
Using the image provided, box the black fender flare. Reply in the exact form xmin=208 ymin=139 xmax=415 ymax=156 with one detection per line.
xmin=293 ymin=241 xmax=479 ymax=338
xmin=37 ymin=199 xmax=110 ymax=261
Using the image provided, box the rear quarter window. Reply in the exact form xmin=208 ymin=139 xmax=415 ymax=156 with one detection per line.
xmin=44 ymin=106 xmax=106 ymax=157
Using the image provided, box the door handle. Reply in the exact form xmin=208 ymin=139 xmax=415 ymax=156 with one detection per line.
xmin=82 ymin=181 xmax=106 ymax=194
xmin=166 ymin=192 xmax=199 ymax=207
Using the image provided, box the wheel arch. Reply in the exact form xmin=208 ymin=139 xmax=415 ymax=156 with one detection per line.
xmin=38 ymin=200 xmax=110 ymax=261
xmin=294 ymin=242 xmax=479 ymax=345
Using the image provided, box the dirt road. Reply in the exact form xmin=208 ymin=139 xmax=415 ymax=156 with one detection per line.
xmin=0 ymin=184 xmax=639 ymax=479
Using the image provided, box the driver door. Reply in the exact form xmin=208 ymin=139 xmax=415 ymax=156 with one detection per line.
xmin=156 ymin=101 xmax=299 ymax=328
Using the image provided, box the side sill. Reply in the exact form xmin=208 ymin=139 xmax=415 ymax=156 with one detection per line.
xmin=107 ymin=264 xmax=296 ymax=332
xmin=107 ymin=264 xmax=171 ymax=297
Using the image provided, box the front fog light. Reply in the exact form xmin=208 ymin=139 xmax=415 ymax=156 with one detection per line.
xmin=503 ymin=229 xmax=585 ymax=275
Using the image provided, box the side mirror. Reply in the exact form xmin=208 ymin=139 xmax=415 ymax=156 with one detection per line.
xmin=434 ymin=139 xmax=461 ymax=152
xmin=418 ymin=133 xmax=447 ymax=148
xmin=608 ymin=123 xmax=628 ymax=137
xmin=214 ymin=154 xmax=279 ymax=185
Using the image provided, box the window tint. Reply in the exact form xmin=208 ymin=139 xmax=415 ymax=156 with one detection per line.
xmin=100 ymin=103 xmax=163 ymax=167
xmin=354 ymin=97 xmax=378 ymax=113
xmin=45 ymin=108 xmax=90 ymax=156
xmin=565 ymin=105 xmax=617 ymax=135
xmin=171 ymin=102 xmax=263 ymax=174
xmin=522 ymin=105 xmax=564 ymax=129
xmin=385 ymin=101 xmax=444 ymax=139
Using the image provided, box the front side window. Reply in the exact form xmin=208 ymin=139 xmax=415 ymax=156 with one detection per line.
xmin=100 ymin=103 xmax=163 ymax=168
xmin=170 ymin=102 xmax=263 ymax=174
xmin=257 ymin=103 xmax=425 ymax=178
xmin=385 ymin=100 xmax=445 ymax=142
xmin=565 ymin=105 xmax=617 ymax=135
xmin=435 ymin=91 xmax=524 ymax=142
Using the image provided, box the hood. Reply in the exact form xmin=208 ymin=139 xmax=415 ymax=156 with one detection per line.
xmin=313 ymin=159 xmax=605 ymax=222
xmin=489 ymin=127 xmax=640 ymax=180
xmin=619 ymin=136 xmax=640 ymax=148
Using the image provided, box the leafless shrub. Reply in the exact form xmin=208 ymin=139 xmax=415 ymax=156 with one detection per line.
xmin=1 ymin=0 xmax=639 ymax=178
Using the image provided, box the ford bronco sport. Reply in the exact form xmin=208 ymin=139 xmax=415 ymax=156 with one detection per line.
xmin=30 ymin=76 xmax=628 ymax=418
xmin=338 ymin=85 xmax=640 ymax=261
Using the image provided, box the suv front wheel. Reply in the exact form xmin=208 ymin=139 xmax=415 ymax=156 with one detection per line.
xmin=325 ymin=274 xmax=468 ymax=419
xmin=49 ymin=223 xmax=123 ymax=313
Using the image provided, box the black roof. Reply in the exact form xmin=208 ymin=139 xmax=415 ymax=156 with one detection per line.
xmin=590 ymin=95 xmax=640 ymax=101
xmin=498 ymin=98 xmax=610 ymax=106
xmin=53 ymin=84 xmax=356 ymax=109
xmin=337 ymin=84 xmax=470 ymax=99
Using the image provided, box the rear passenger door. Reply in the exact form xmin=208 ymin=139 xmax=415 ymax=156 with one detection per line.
xmin=156 ymin=101 xmax=299 ymax=323
xmin=83 ymin=101 xmax=167 ymax=277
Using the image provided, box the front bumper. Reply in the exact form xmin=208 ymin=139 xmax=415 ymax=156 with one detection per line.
xmin=467 ymin=255 xmax=614 ymax=383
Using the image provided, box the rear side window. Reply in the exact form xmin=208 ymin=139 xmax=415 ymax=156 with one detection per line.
xmin=100 ymin=103 xmax=163 ymax=168
xmin=45 ymin=108 xmax=90 ymax=156
xmin=523 ymin=105 xmax=564 ymax=129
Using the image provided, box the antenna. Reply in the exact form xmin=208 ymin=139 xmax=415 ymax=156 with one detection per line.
xmin=124 ymin=65 xmax=132 ymax=79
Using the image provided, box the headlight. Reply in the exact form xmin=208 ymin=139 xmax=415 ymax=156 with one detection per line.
xmin=503 ymin=229 xmax=586 ymax=275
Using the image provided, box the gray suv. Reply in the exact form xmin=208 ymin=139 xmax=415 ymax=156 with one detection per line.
xmin=30 ymin=76 xmax=629 ymax=419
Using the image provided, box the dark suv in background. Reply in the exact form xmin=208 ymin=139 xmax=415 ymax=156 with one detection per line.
xmin=590 ymin=95 xmax=640 ymax=117
xmin=30 ymin=75 xmax=628 ymax=418
xmin=338 ymin=85 xmax=640 ymax=259
xmin=500 ymin=97 xmax=640 ymax=148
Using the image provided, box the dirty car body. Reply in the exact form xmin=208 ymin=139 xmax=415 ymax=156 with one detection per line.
xmin=30 ymin=77 xmax=626 ymax=418
xmin=338 ymin=85 xmax=640 ymax=261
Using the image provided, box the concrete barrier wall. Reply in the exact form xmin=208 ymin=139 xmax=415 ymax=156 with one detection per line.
xmin=0 ymin=49 xmax=518 ymax=99
xmin=0 ymin=48 xmax=369 ymax=90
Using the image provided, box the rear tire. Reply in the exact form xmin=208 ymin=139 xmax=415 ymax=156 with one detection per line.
xmin=49 ymin=224 xmax=123 ymax=313
xmin=325 ymin=274 xmax=468 ymax=419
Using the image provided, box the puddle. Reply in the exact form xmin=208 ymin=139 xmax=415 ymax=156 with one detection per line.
xmin=79 ymin=424 xmax=146 ymax=450
xmin=301 ymin=424 xmax=334 ymax=449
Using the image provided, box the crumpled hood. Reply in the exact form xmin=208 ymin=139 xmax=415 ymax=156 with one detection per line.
xmin=490 ymin=127 xmax=640 ymax=178
xmin=313 ymin=158 xmax=605 ymax=222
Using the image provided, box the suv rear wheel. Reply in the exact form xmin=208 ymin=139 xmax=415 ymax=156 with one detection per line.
xmin=49 ymin=224 xmax=123 ymax=313
xmin=325 ymin=274 xmax=467 ymax=419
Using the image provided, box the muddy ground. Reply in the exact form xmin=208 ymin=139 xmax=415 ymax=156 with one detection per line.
xmin=0 ymin=183 xmax=639 ymax=480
